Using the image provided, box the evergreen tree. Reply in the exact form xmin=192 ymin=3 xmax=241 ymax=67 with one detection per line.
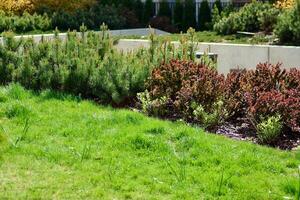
xmin=198 ymin=0 xmax=211 ymax=30
xmin=212 ymin=4 xmax=221 ymax=25
xmin=158 ymin=0 xmax=172 ymax=18
xmin=122 ymin=0 xmax=135 ymax=9
xmin=143 ymin=0 xmax=154 ymax=24
xmin=134 ymin=0 xmax=144 ymax=24
xmin=213 ymin=0 xmax=223 ymax=13
xmin=174 ymin=0 xmax=184 ymax=30
xmin=183 ymin=0 xmax=196 ymax=31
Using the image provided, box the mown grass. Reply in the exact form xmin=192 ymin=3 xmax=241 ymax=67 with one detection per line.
xmin=8 ymin=30 xmax=270 ymax=45
xmin=120 ymin=31 xmax=270 ymax=45
xmin=0 ymin=84 xmax=300 ymax=199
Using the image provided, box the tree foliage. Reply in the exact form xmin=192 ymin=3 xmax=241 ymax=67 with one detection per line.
xmin=32 ymin=0 xmax=96 ymax=12
xmin=0 ymin=0 xmax=34 ymax=14
xmin=198 ymin=0 xmax=211 ymax=30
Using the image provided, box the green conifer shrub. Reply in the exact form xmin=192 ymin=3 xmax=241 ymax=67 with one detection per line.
xmin=275 ymin=0 xmax=300 ymax=45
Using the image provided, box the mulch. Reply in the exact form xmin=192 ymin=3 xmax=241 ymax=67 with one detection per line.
xmin=212 ymin=118 xmax=300 ymax=150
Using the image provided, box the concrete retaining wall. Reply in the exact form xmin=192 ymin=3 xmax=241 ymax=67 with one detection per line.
xmin=116 ymin=40 xmax=300 ymax=74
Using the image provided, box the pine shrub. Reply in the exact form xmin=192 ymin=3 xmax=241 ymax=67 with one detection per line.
xmin=214 ymin=1 xmax=280 ymax=34
xmin=275 ymin=0 xmax=300 ymax=45
xmin=0 ymin=25 xmax=181 ymax=106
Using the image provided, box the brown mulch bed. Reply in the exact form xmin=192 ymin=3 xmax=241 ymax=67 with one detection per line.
xmin=212 ymin=118 xmax=300 ymax=150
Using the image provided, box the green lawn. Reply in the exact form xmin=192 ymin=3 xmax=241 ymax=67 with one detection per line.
xmin=120 ymin=31 xmax=271 ymax=45
xmin=0 ymin=84 xmax=299 ymax=199
xmin=5 ymin=30 xmax=271 ymax=45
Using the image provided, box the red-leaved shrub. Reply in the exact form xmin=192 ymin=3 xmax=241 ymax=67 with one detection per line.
xmin=224 ymin=69 xmax=247 ymax=118
xmin=286 ymin=68 xmax=300 ymax=91
xmin=249 ymin=89 xmax=300 ymax=132
xmin=224 ymin=63 xmax=300 ymax=133
xmin=146 ymin=59 xmax=225 ymax=120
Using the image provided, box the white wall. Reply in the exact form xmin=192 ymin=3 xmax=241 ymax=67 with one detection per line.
xmin=116 ymin=39 xmax=300 ymax=74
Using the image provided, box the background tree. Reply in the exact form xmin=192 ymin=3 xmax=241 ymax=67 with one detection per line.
xmin=143 ymin=0 xmax=154 ymax=24
xmin=0 ymin=0 xmax=34 ymax=14
xmin=158 ymin=0 xmax=171 ymax=18
xmin=174 ymin=0 xmax=184 ymax=30
xmin=212 ymin=4 xmax=221 ymax=25
xmin=134 ymin=0 xmax=144 ymax=24
xmin=198 ymin=0 xmax=211 ymax=30
xmin=213 ymin=0 xmax=222 ymax=13
xmin=122 ymin=0 xmax=135 ymax=10
xmin=183 ymin=0 xmax=196 ymax=31
xmin=32 ymin=0 xmax=96 ymax=12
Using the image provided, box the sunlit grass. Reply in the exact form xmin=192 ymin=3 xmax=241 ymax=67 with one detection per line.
xmin=0 ymin=84 xmax=299 ymax=199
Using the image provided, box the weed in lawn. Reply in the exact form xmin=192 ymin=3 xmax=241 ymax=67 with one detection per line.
xmin=13 ymin=118 xmax=30 ymax=147
xmin=4 ymin=102 xmax=31 ymax=119
xmin=216 ymin=168 xmax=234 ymax=197
xmin=145 ymin=127 xmax=165 ymax=135
xmin=6 ymin=83 xmax=28 ymax=100
xmin=129 ymin=134 xmax=155 ymax=151
xmin=0 ymin=90 xmax=8 ymax=103
xmin=297 ymin=166 xmax=300 ymax=200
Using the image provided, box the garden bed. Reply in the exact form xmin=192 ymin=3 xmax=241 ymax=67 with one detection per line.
xmin=213 ymin=118 xmax=300 ymax=150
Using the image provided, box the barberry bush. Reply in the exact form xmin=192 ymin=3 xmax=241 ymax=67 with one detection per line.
xmin=139 ymin=59 xmax=225 ymax=128
xmin=224 ymin=63 xmax=300 ymax=135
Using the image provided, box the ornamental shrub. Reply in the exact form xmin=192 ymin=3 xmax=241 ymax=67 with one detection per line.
xmin=223 ymin=69 xmax=247 ymax=118
xmin=0 ymin=32 xmax=22 ymax=84
xmin=0 ymin=11 xmax=51 ymax=33
xmin=274 ymin=0 xmax=300 ymax=45
xmin=249 ymin=89 xmax=300 ymax=133
xmin=0 ymin=25 xmax=154 ymax=105
xmin=50 ymin=4 xmax=126 ymax=31
xmin=0 ymin=25 xmax=188 ymax=106
xmin=257 ymin=115 xmax=283 ymax=144
xmin=142 ymin=59 xmax=225 ymax=125
xmin=149 ymin=16 xmax=178 ymax=33
xmin=214 ymin=1 xmax=280 ymax=34
xmin=224 ymin=63 xmax=300 ymax=133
